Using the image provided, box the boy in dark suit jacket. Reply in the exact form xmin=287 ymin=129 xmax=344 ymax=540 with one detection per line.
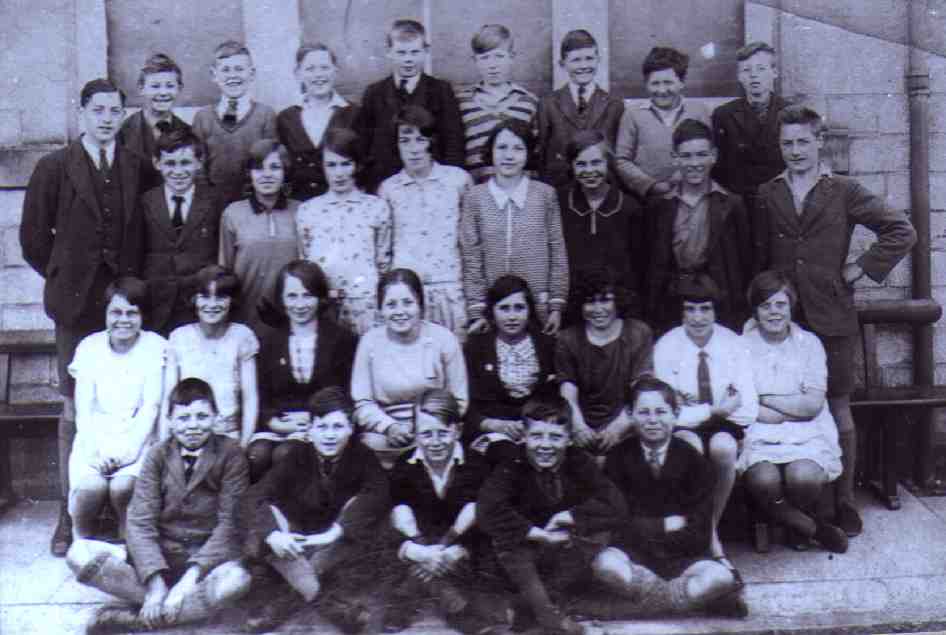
xmin=646 ymin=119 xmax=751 ymax=334
xmin=478 ymin=393 xmax=633 ymax=635
xmin=755 ymin=105 xmax=916 ymax=537
xmin=139 ymin=128 xmax=223 ymax=335
xmin=20 ymin=78 xmax=148 ymax=557
xmin=537 ymin=29 xmax=624 ymax=188
xmin=66 ymin=378 xmax=251 ymax=634
xmin=242 ymin=387 xmax=389 ymax=633
xmin=356 ymin=19 xmax=465 ymax=191
xmin=600 ymin=376 xmax=746 ymax=619
xmin=383 ymin=389 xmax=502 ymax=634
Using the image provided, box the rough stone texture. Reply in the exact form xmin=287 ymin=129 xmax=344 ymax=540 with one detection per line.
xmin=886 ymin=171 xmax=912 ymax=212
xmin=0 ymin=190 xmax=26 ymax=229
xmin=849 ymin=134 xmax=911 ymax=174
xmin=1 ymin=304 xmax=53 ymax=331
xmin=0 ymin=148 xmax=55 ymax=189
xmin=10 ymin=354 xmax=54 ymax=388
xmin=0 ymin=110 xmax=23 ymax=147
xmin=19 ymin=80 xmax=70 ymax=146
xmin=931 ymin=133 xmax=946 ymax=172
xmin=2 ymin=228 xmax=26 ymax=268
xmin=931 ymin=174 xmax=946 ymax=212
xmin=827 ymin=94 xmax=910 ymax=135
xmin=0 ymin=269 xmax=45 ymax=305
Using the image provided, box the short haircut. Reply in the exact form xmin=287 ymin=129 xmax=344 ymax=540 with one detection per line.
xmin=737 ymin=41 xmax=776 ymax=62
xmin=626 ymin=376 xmax=679 ymax=413
xmin=571 ymin=266 xmax=635 ymax=319
xmin=394 ymin=105 xmax=439 ymax=160
xmin=274 ymin=260 xmax=332 ymax=316
xmin=564 ymin=129 xmax=614 ymax=166
xmin=415 ymin=388 xmax=462 ymax=428
xmin=246 ymin=138 xmax=291 ymax=177
xmin=388 ymin=19 xmax=428 ymax=47
xmin=486 ymin=275 xmax=542 ymax=333
xmin=483 ymin=118 xmax=535 ymax=171
xmin=214 ymin=40 xmax=252 ymax=62
xmin=168 ymin=377 xmax=218 ymax=416
xmin=296 ymin=41 xmax=337 ymax=67
xmin=190 ymin=265 xmax=241 ymax=310
xmin=104 ymin=277 xmax=150 ymax=314
xmin=672 ymin=118 xmax=715 ymax=150
xmin=138 ymin=53 xmax=183 ymax=88
xmin=80 ymin=78 xmax=126 ymax=108
xmin=642 ymin=46 xmax=689 ymax=81
xmin=560 ymin=29 xmax=597 ymax=60
xmin=321 ymin=127 xmax=366 ymax=188
xmin=309 ymin=386 xmax=355 ymax=419
xmin=472 ymin=24 xmax=514 ymax=55
xmin=377 ymin=268 xmax=425 ymax=313
xmin=747 ymin=269 xmax=798 ymax=312
xmin=677 ymin=273 xmax=720 ymax=307
xmin=154 ymin=127 xmax=205 ymax=160
xmin=777 ymin=104 xmax=825 ymax=135
xmin=522 ymin=392 xmax=572 ymax=430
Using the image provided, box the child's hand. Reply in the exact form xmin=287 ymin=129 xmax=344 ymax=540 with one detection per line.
xmin=467 ymin=318 xmax=490 ymax=335
xmin=542 ymin=310 xmax=562 ymax=335
xmin=266 ymin=530 xmax=306 ymax=559
xmin=385 ymin=423 xmax=414 ymax=447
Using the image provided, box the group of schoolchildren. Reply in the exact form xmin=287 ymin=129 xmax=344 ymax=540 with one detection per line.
xmin=19 ymin=14 xmax=918 ymax=635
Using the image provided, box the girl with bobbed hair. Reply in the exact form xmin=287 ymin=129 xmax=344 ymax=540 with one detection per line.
xmin=739 ymin=270 xmax=847 ymax=553
xmin=247 ymin=260 xmax=357 ymax=481
xmin=277 ymin=42 xmax=361 ymax=201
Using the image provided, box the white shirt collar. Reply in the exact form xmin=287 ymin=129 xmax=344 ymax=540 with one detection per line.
xmin=81 ymin=135 xmax=116 ymax=170
xmin=323 ymin=188 xmax=365 ymax=205
xmin=304 ymin=91 xmax=349 ymax=110
xmin=180 ymin=446 xmax=203 ymax=458
xmin=390 ymin=162 xmax=447 ymax=187
xmin=488 ymin=176 xmax=530 ymax=211
xmin=164 ymin=186 xmax=195 ymax=221
xmin=217 ymin=94 xmax=252 ymax=120
xmin=394 ymin=72 xmax=422 ymax=94
xmin=407 ymin=443 xmax=465 ymax=499
xmin=640 ymin=440 xmax=671 ymax=467
xmin=648 ymin=99 xmax=686 ymax=127
xmin=773 ymin=162 xmax=834 ymax=184
xmin=568 ymin=81 xmax=596 ymax=108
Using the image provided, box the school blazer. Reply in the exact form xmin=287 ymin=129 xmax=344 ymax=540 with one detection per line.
xmin=604 ymin=437 xmax=714 ymax=562
xmin=126 ymin=435 xmax=249 ymax=583
xmin=710 ymin=95 xmax=788 ymax=196
xmin=276 ymin=104 xmax=360 ymax=201
xmin=138 ymin=184 xmax=223 ymax=331
xmin=257 ymin=320 xmax=358 ymax=428
xmin=356 ymin=74 xmax=465 ymax=191
xmin=755 ymin=174 xmax=916 ymax=336
xmin=537 ymin=86 xmax=624 ymax=188
xmin=119 ymin=111 xmax=192 ymax=192
xmin=20 ymin=140 xmax=145 ymax=326
xmin=646 ymin=189 xmax=752 ymax=330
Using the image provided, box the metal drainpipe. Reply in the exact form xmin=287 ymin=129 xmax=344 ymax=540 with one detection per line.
xmin=907 ymin=3 xmax=935 ymax=489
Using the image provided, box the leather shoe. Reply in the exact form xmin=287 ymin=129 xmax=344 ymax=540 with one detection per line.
xmin=835 ymin=502 xmax=863 ymax=537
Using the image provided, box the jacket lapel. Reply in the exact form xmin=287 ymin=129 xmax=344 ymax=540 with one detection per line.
xmin=768 ymin=180 xmax=803 ymax=233
xmin=146 ymin=189 xmax=178 ymax=242
xmin=117 ymin=144 xmax=141 ymax=232
xmin=166 ymin=441 xmax=190 ymax=492
xmin=311 ymin=322 xmax=337 ymax=388
xmin=384 ymin=76 xmax=403 ymax=112
xmin=585 ymin=88 xmax=611 ymax=128
xmin=556 ymin=87 xmax=583 ymax=130
xmin=178 ymin=186 xmax=211 ymax=245
xmin=799 ymin=177 xmax=836 ymax=233
xmin=730 ymin=99 xmax=759 ymax=139
xmin=65 ymin=142 xmax=102 ymax=219
xmin=186 ymin=436 xmax=218 ymax=493
xmin=705 ymin=192 xmax=730 ymax=251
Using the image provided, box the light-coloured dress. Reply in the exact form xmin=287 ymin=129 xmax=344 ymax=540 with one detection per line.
xmin=167 ymin=322 xmax=260 ymax=438
xmin=296 ymin=189 xmax=393 ymax=335
xmin=67 ymin=331 xmax=167 ymax=506
xmin=379 ymin=163 xmax=472 ymax=337
xmin=737 ymin=323 xmax=842 ymax=480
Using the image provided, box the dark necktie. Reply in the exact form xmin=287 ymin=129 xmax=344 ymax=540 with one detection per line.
xmin=577 ymin=84 xmax=588 ymax=115
xmin=182 ymin=453 xmax=198 ymax=483
xmin=398 ymin=78 xmax=409 ymax=100
xmin=751 ymin=100 xmax=768 ymax=124
xmin=171 ymin=195 xmax=185 ymax=231
xmin=646 ymin=448 xmax=662 ymax=478
xmin=698 ymin=350 xmax=713 ymax=405
xmin=538 ymin=470 xmax=563 ymax=506
xmin=155 ymin=120 xmax=171 ymax=136
xmin=98 ymin=147 xmax=110 ymax=175
xmin=223 ymin=99 xmax=239 ymax=126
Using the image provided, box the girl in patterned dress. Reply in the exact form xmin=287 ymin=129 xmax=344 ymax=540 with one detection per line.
xmin=379 ymin=106 xmax=473 ymax=338
xmin=296 ymin=128 xmax=393 ymax=334
xmin=165 ymin=265 xmax=260 ymax=447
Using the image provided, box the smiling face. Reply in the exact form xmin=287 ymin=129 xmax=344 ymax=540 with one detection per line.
xmin=525 ymin=418 xmax=570 ymax=471
xmin=738 ymin=51 xmax=777 ymax=103
xmin=632 ymin=390 xmax=676 ymax=447
xmin=140 ymin=71 xmax=180 ymax=117
xmin=573 ymin=143 xmax=608 ymax=192
xmin=381 ymin=282 xmax=422 ymax=336
xmin=194 ymin=281 xmax=232 ymax=327
xmin=474 ymin=46 xmax=514 ymax=87
xmin=211 ymin=53 xmax=254 ymax=99
xmin=493 ymin=290 xmax=530 ymax=339
xmin=780 ymin=123 xmax=823 ymax=177
xmin=106 ymin=294 xmax=143 ymax=347
xmin=281 ymin=274 xmax=319 ymax=327
xmin=155 ymin=145 xmax=200 ymax=195
xmin=674 ymin=138 xmax=716 ymax=187
xmin=251 ymin=151 xmax=286 ymax=198
xmin=169 ymin=399 xmax=216 ymax=451
xmin=415 ymin=411 xmax=459 ymax=467
xmin=492 ymin=128 xmax=528 ymax=179
xmin=322 ymin=148 xmax=357 ymax=195
xmin=582 ymin=292 xmax=618 ymax=332
xmin=645 ymin=67 xmax=685 ymax=111
xmin=79 ymin=91 xmax=124 ymax=146
xmin=682 ymin=300 xmax=716 ymax=345
xmin=387 ymin=35 xmax=428 ymax=79
xmin=755 ymin=289 xmax=792 ymax=337
xmin=397 ymin=124 xmax=433 ymax=177
xmin=296 ymin=49 xmax=337 ymax=98
xmin=310 ymin=410 xmax=353 ymax=458
xmin=560 ymin=46 xmax=599 ymax=86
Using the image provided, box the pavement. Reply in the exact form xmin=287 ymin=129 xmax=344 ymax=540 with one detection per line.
xmin=2 ymin=489 xmax=946 ymax=635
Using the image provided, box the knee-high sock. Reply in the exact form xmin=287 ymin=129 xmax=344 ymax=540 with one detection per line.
xmin=75 ymin=552 xmax=147 ymax=605
xmin=837 ymin=428 xmax=857 ymax=505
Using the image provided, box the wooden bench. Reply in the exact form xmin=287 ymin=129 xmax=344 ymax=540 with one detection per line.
xmin=0 ymin=329 xmax=62 ymax=512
